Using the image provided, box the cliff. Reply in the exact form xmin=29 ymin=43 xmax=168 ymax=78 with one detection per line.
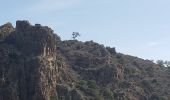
xmin=0 ymin=21 xmax=170 ymax=100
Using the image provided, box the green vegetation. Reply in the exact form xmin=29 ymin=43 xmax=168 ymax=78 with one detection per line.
xmin=79 ymin=80 xmax=87 ymax=86
xmin=75 ymin=80 xmax=101 ymax=99
xmin=103 ymin=87 xmax=115 ymax=100
xmin=75 ymin=80 xmax=87 ymax=90
xmin=72 ymin=32 xmax=80 ymax=40
xmin=124 ymin=67 xmax=136 ymax=77
xmin=87 ymin=80 xmax=98 ymax=89
xmin=50 ymin=96 xmax=59 ymax=100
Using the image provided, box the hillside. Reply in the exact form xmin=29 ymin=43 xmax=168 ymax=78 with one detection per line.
xmin=0 ymin=21 xmax=170 ymax=100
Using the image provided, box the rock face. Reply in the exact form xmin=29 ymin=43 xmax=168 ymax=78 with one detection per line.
xmin=0 ymin=21 xmax=61 ymax=100
xmin=0 ymin=21 xmax=170 ymax=100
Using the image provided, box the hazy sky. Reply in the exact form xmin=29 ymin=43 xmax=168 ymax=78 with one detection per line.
xmin=1 ymin=0 xmax=170 ymax=60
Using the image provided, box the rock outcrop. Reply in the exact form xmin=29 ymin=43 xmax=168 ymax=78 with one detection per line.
xmin=0 ymin=21 xmax=62 ymax=100
xmin=0 ymin=22 xmax=14 ymax=41
xmin=0 ymin=21 xmax=170 ymax=100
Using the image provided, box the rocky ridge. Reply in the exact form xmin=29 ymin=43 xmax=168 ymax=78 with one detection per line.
xmin=0 ymin=21 xmax=170 ymax=100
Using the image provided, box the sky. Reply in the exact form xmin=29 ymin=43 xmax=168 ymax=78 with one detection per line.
xmin=0 ymin=0 xmax=170 ymax=61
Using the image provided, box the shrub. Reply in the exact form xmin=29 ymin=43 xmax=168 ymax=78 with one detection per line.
xmin=103 ymin=87 xmax=115 ymax=100
xmin=87 ymin=80 xmax=98 ymax=89
xmin=50 ymin=96 xmax=59 ymax=100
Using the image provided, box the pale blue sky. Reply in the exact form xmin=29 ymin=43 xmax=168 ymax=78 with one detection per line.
xmin=1 ymin=0 xmax=170 ymax=60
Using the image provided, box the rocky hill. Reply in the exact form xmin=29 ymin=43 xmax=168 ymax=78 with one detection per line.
xmin=0 ymin=21 xmax=170 ymax=100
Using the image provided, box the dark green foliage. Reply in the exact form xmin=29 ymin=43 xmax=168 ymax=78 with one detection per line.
xmin=124 ymin=67 xmax=136 ymax=77
xmin=72 ymin=32 xmax=80 ymax=40
xmin=87 ymin=80 xmax=98 ymax=89
xmin=86 ymin=80 xmax=105 ymax=100
xmin=141 ymin=80 xmax=152 ymax=91
xmin=50 ymin=96 xmax=59 ymax=100
xmin=103 ymin=87 xmax=115 ymax=100
xmin=75 ymin=80 xmax=87 ymax=90
xmin=75 ymin=80 xmax=105 ymax=100
xmin=119 ymin=81 xmax=131 ymax=88
xmin=78 ymin=80 xmax=87 ymax=86
xmin=152 ymin=79 xmax=157 ymax=83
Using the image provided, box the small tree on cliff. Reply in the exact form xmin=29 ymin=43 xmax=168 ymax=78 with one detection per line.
xmin=72 ymin=32 xmax=80 ymax=40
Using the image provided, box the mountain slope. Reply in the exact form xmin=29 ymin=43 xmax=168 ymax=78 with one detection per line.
xmin=0 ymin=21 xmax=170 ymax=100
